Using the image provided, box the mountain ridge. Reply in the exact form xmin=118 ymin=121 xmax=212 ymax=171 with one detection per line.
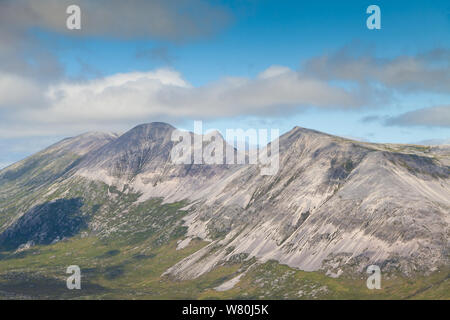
xmin=0 ymin=122 xmax=448 ymax=285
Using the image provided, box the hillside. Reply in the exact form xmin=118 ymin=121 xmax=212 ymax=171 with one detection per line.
xmin=0 ymin=123 xmax=448 ymax=299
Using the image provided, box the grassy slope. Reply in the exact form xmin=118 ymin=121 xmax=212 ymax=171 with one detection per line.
xmin=0 ymin=234 xmax=448 ymax=299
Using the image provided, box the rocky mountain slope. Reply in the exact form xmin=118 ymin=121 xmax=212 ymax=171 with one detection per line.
xmin=0 ymin=122 xmax=448 ymax=298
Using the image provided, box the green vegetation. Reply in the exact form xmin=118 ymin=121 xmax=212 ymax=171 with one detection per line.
xmin=0 ymin=236 xmax=448 ymax=299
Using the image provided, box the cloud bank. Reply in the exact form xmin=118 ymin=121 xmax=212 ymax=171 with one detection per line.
xmin=0 ymin=0 xmax=230 ymax=40
xmin=0 ymin=66 xmax=365 ymax=137
xmin=304 ymin=48 xmax=450 ymax=94
xmin=386 ymin=106 xmax=450 ymax=128
xmin=1 ymin=48 xmax=449 ymax=137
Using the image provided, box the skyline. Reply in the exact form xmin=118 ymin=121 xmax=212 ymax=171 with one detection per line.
xmin=0 ymin=0 xmax=449 ymax=169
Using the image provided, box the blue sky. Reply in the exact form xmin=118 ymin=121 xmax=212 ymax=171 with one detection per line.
xmin=54 ymin=0 xmax=449 ymax=83
xmin=0 ymin=0 xmax=449 ymax=168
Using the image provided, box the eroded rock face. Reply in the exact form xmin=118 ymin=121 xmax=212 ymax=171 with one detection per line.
xmin=1 ymin=122 xmax=449 ymax=278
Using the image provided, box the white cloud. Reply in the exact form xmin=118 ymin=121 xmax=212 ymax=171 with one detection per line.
xmin=0 ymin=66 xmax=364 ymax=137
xmin=0 ymin=73 xmax=46 ymax=109
xmin=258 ymin=65 xmax=291 ymax=79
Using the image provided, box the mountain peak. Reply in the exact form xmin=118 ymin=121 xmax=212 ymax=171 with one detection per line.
xmin=119 ymin=122 xmax=176 ymax=142
xmin=288 ymin=126 xmax=335 ymax=137
xmin=43 ymin=131 xmax=118 ymax=157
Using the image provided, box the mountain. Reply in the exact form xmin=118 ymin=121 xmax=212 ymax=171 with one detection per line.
xmin=0 ymin=122 xmax=448 ymax=299
xmin=165 ymin=127 xmax=449 ymax=279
